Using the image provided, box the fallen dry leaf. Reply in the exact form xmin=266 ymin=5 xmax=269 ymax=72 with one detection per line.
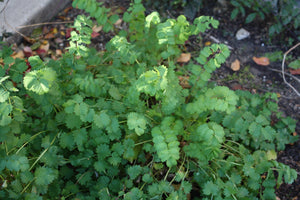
xmin=36 ymin=49 xmax=47 ymax=56
xmin=231 ymin=59 xmax=240 ymax=71
xmin=205 ymin=41 xmax=211 ymax=46
xmin=253 ymin=56 xmax=270 ymax=66
xmin=177 ymin=53 xmax=191 ymax=63
xmin=23 ymin=46 xmax=33 ymax=57
xmin=44 ymin=32 xmax=55 ymax=39
xmin=114 ymin=18 xmax=123 ymax=26
xmin=289 ymin=68 xmax=300 ymax=75
xmin=56 ymin=49 xmax=62 ymax=57
xmin=293 ymin=132 xmax=298 ymax=136
xmin=52 ymin=27 xmax=58 ymax=34
xmin=11 ymin=50 xmax=25 ymax=59
xmin=178 ymin=76 xmax=191 ymax=88
xmin=91 ymin=31 xmax=100 ymax=38
xmin=63 ymin=6 xmax=73 ymax=14
xmin=92 ymin=25 xmax=103 ymax=33
xmin=230 ymin=83 xmax=242 ymax=90
xmin=65 ymin=28 xmax=73 ymax=39
xmin=39 ymin=42 xmax=50 ymax=52
xmin=276 ymin=93 xmax=281 ymax=98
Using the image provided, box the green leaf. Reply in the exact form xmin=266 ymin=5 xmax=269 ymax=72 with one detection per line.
xmin=288 ymin=59 xmax=300 ymax=69
xmin=152 ymin=117 xmax=182 ymax=167
xmin=109 ymin=85 xmax=122 ymax=100
xmin=245 ymin=13 xmax=257 ymax=23
xmin=23 ymin=68 xmax=57 ymax=94
xmin=0 ymin=76 xmax=10 ymax=84
xmin=203 ymin=181 xmax=219 ymax=195
xmin=0 ymin=102 xmax=12 ymax=126
xmin=6 ymin=155 xmax=29 ymax=172
xmin=35 ymin=167 xmax=58 ymax=186
xmin=94 ymin=111 xmax=111 ymax=129
xmin=180 ymin=181 xmax=192 ymax=194
xmin=127 ymin=112 xmax=147 ymax=136
xmin=94 ymin=160 xmax=108 ymax=173
xmin=0 ymin=89 xmax=9 ymax=102
xmin=73 ymin=128 xmax=88 ymax=151
xmin=231 ymin=8 xmax=239 ymax=20
xmin=136 ymin=65 xmax=168 ymax=96
xmin=127 ymin=165 xmax=143 ymax=180
xmin=28 ymin=55 xmax=44 ymax=69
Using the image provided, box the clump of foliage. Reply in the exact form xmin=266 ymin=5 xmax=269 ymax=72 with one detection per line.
xmin=230 ymin=0 xmax=300 ymax=42
xmin=0 ymin=0 xmax=298 ymax=199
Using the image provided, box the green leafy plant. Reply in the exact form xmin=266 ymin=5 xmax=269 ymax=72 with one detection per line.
xmin=230 ymin=0 xmax=273 ymax=23
xmin=0 ymin=0 xmax=298 ymax=199
xmin=229 ymin=0 xmax=300 ymax=42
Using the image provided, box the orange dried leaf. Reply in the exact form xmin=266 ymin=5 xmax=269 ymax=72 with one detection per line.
xmin=231 ymin=59 xmax=240 ymax=71
xmin=91 ymin=31 xmax=100 ymax=38
xmin=289 ymin=68 xmax=300 ymax=75
xmin=63 ymin=6 xmax=72 ymax=14
xmin=253 ymin=56 xmax=270 ymax=66
xmin=177 ymin=53 xmax=191 ymax=63
xmin=205 ymin=41 xmax=211 ymax=46
xmin=293 ymin=132 xmax=297 ymax=136
xmin=44 ymin=33 xmax=55 ymax=39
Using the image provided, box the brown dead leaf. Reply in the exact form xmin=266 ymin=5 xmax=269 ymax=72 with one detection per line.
xmin=231 ymin=59 xmax=240 ymax=71
xmin=178 ymin=76 xmax=191 ymax=88
xmin=39 ymin=42 xmax=50 ymax=52
xmin=230 ymin=83 xmax=242 ymax=90
xmin=11 ymin=50 xmax=25 ymax=59
xmin=44 ymin=32 xmax=55 ymax=39
xmin=253 ymin=56 xmax=270 ymax=66
xmin=177 ymin=53 xmax=191 ymax=63
xmin=289 ymin=68 xmax=300 ymax=75
xmin=63 ymin=6 xmax=73 ymax=14
xmin=92 ymin=25 xmax=103 ymax=33
xmin=56 ymin=49 xmax=62 ymax=57
xmin=293 ymin=132 xmax=298 ymax=136
xmin=114 ymin=19 xmax=123 ymax=26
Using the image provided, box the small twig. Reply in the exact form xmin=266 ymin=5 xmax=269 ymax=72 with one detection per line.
xmin=281 ymin=42 xmax=300 ymax=96
xmin=267 ymin=67 xmax=300 ymax=84
xmin=17 ymin=21 xmax=74 ymax=29
xmin=0 ymin=0 xmax=9 ymax=15
xmin=203 ymin=33 xmax=234 ymax=50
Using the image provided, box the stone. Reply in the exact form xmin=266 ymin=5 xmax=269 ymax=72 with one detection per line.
xmin=236 ymin=28 xmax=250 ymax=40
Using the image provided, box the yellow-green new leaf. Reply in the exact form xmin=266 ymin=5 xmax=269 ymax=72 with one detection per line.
xmin=23 ymin=68 xmax=57 ymax=95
